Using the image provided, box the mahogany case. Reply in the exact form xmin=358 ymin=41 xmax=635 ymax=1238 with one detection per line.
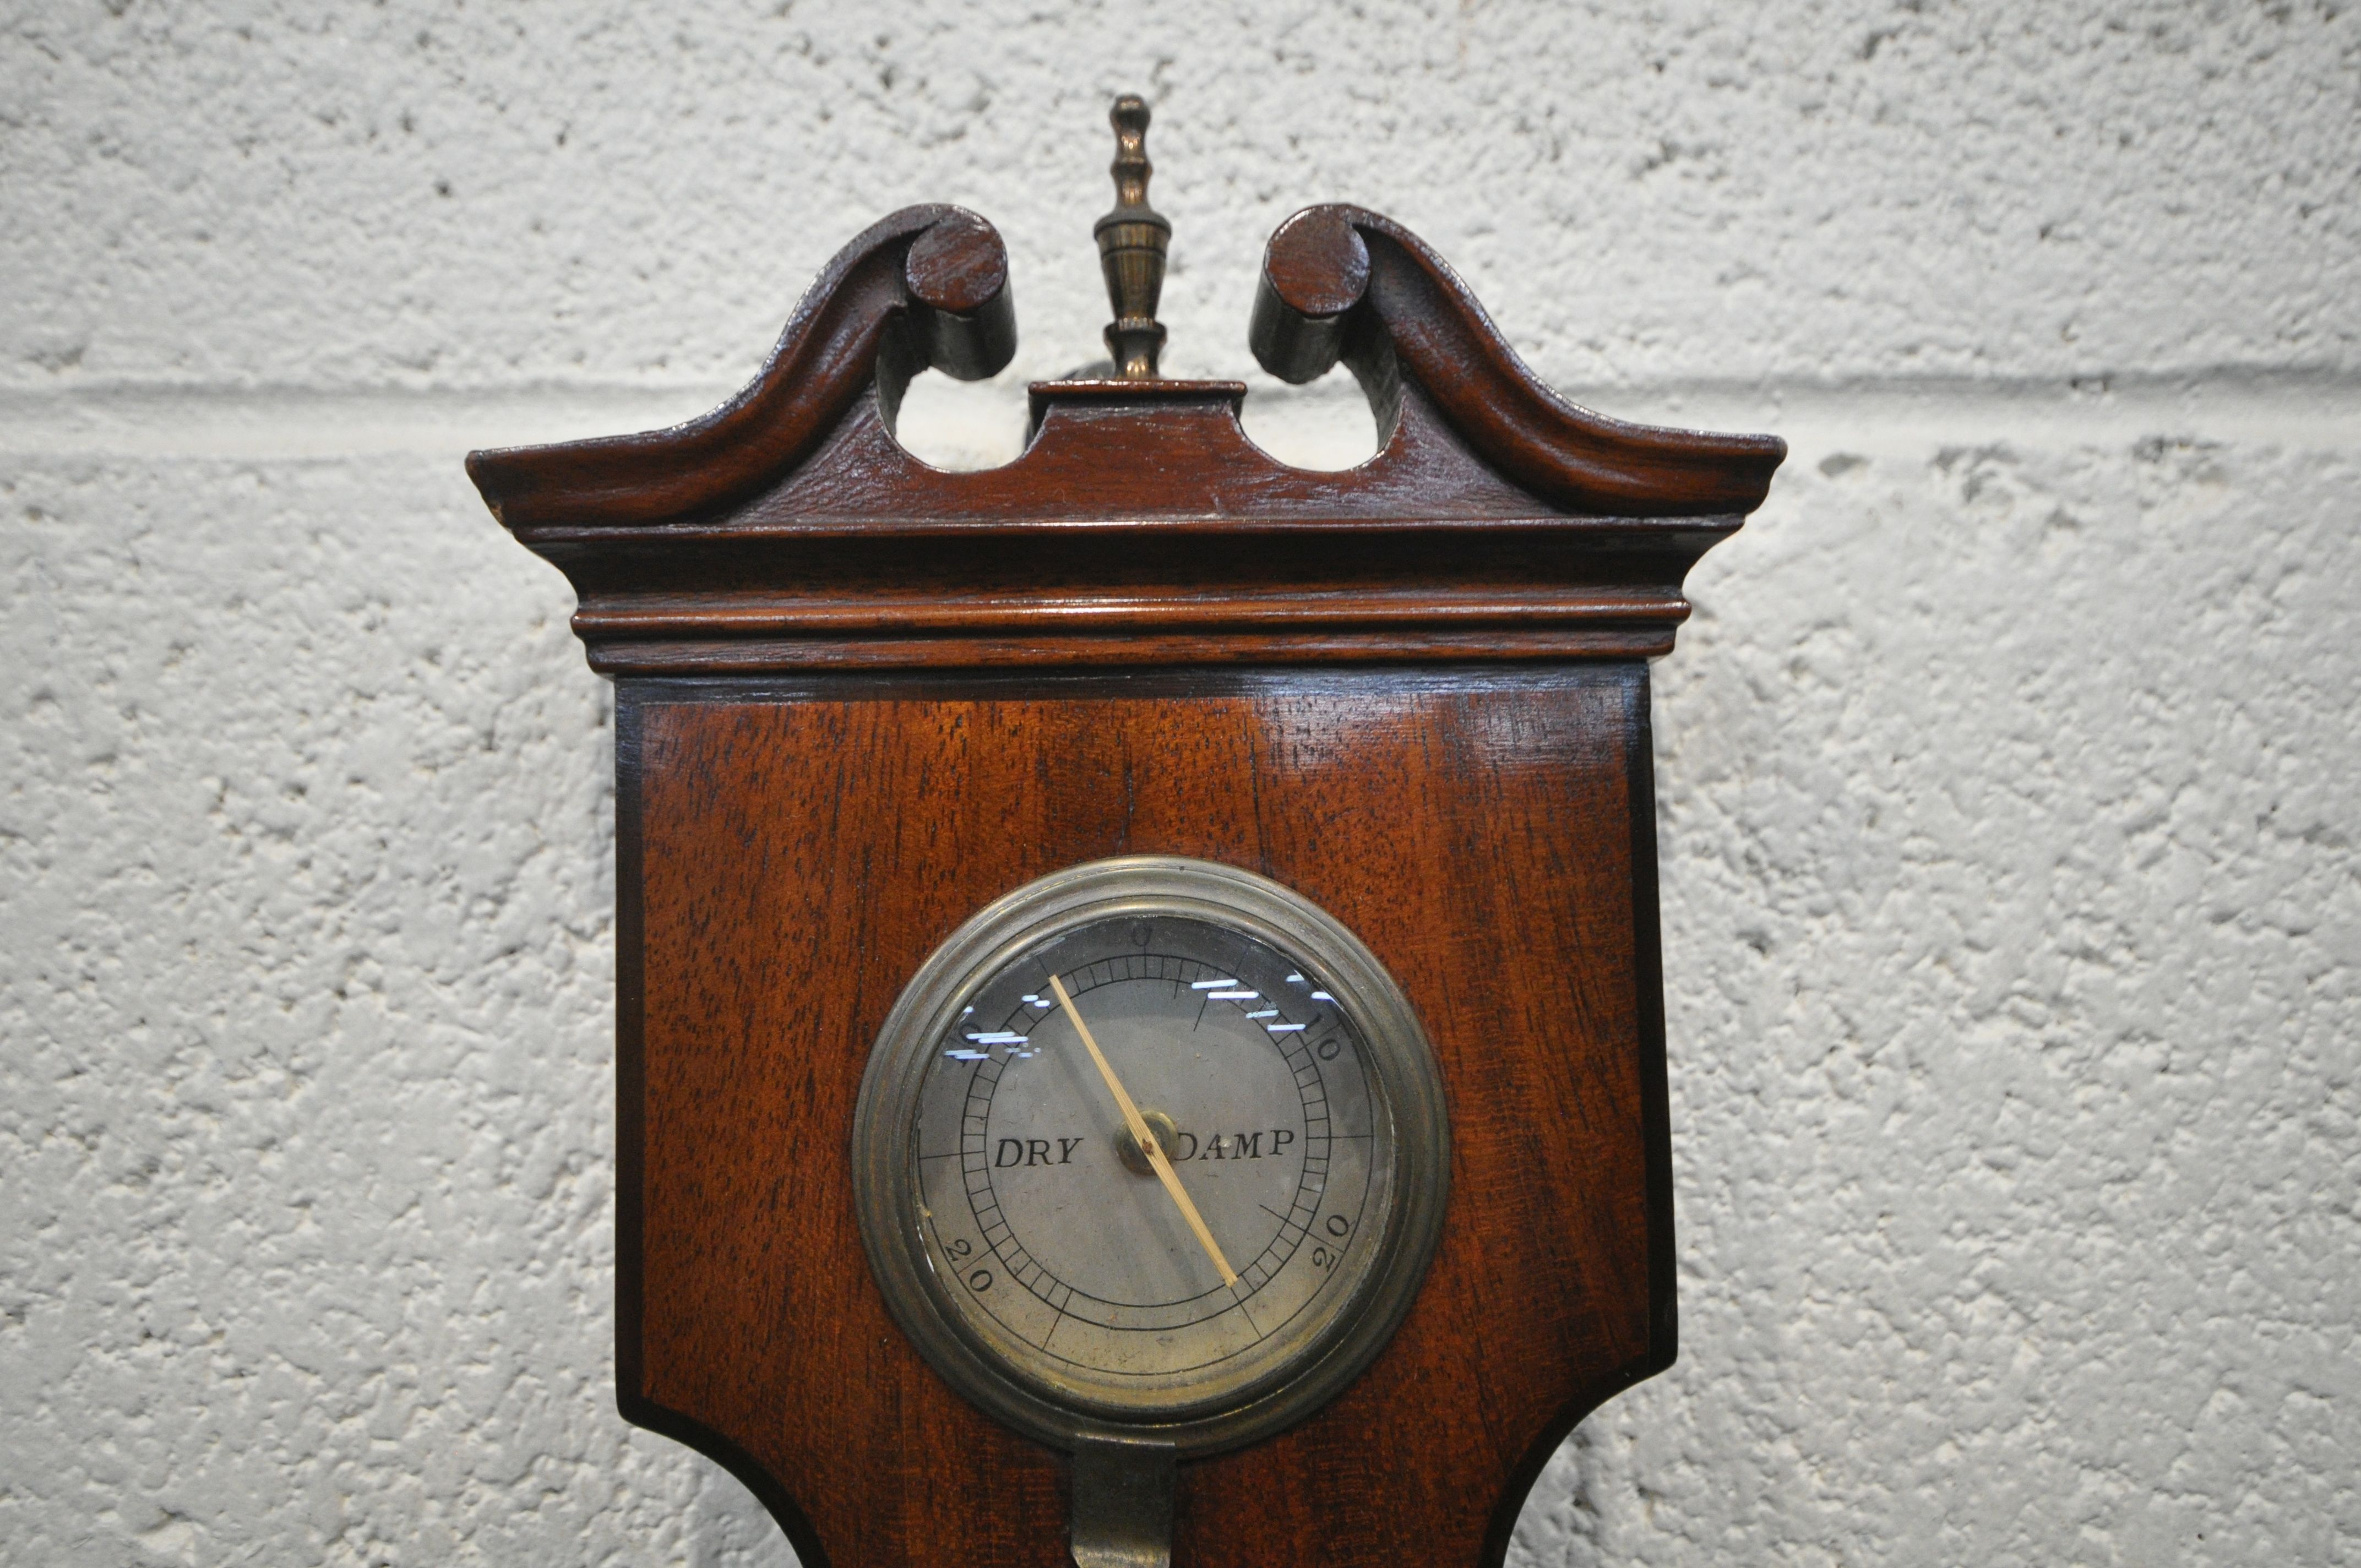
xmin=469 ymin=201 xmax=1782 ymax=1567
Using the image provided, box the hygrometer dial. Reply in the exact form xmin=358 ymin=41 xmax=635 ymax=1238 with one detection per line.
xmin=851 ymin=857 xmax=1449 ymax=1456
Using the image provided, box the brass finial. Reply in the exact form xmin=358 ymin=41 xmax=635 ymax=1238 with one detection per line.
xmin=1094 ymin=95 xmax=1169 ymax=380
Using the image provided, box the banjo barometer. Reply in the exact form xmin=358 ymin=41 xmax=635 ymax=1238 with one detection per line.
xmin=468 ymin=96 xmax=1782 ymax=1568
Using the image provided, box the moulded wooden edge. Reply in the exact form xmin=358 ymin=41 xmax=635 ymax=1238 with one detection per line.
xmin=581 ymin=625 xmax=1684 ymax=676
xmin=464 ymin=204 xmax=1016 ymax=531
xmin=568 ymin=585 xmax=1687 ymax=639
xmin=509 ymin=507 xmax=1745 ymax=546
xmin=1250 ymin=204 xmax=1787 ymax=518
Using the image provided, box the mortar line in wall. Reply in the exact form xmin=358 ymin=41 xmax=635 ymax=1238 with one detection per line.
xmin=2 ymin=369 xmax=2359 ymax=461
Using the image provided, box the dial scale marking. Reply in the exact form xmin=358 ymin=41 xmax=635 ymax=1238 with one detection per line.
xmin=914 ymin=933 xmax=1382 ymax=1390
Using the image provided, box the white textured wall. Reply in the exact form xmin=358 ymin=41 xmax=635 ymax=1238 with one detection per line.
xmin=4 ymin=3 xmax=2355 ymax=1564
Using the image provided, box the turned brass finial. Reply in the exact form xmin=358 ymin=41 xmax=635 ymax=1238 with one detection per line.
xmin=1095 ymin=94 xmax=1169 ymax=380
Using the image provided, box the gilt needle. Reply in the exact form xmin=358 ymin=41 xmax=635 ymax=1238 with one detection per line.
xmin=1047 ymin=972 xmax=1239 ymax=1287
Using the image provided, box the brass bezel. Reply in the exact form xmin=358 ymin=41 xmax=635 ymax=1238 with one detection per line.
xmin=849 ymin=856 xmax=1450 ymax=1458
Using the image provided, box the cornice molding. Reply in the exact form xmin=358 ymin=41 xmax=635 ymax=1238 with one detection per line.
xmin=465 ymin=205 xmax=1783 ymax=672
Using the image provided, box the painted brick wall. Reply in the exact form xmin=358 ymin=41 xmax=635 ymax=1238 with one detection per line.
xmin=4 ymin=3 xmax=2354 ymax=1564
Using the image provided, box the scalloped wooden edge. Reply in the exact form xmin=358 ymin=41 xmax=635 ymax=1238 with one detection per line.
xmin=1250 ymin=204 xmax=1786 ymax=518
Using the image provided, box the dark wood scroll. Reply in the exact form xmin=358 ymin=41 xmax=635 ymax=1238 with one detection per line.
xmin=470 ymin=195 xmax=1781 ymax=1568
xmin=1250 ymin=204 xmax=1783 ymax=516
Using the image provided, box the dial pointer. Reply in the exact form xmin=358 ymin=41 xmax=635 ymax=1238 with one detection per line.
xmin=1047 ymin=972 xmax=1241 ymax=1287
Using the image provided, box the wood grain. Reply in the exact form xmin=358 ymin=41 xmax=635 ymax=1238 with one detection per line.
xmin=617 ymin=667 xmax=1672 ymax=1568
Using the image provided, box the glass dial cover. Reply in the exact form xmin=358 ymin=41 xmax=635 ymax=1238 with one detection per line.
xmin=851 ymin=857 xmax=1449 ymax=1455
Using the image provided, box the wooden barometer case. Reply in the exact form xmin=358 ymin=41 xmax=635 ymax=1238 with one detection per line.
xmin=468 ymin=99 xmax=1782 ymax=1568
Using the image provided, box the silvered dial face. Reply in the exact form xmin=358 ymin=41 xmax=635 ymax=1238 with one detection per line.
xmin=910 ymin=912 xmax=1390 ymax=1417
xmin=852 ymin=858 xmax=1448 ymax=1452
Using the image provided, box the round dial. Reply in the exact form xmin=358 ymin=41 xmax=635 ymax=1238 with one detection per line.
xmin=852 ymin=857 xmax=1448 ymax=1455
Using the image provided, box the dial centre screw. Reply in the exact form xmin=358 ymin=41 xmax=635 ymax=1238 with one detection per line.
xmin=1116 ymin=1108 xmax=1183 ymax=1178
